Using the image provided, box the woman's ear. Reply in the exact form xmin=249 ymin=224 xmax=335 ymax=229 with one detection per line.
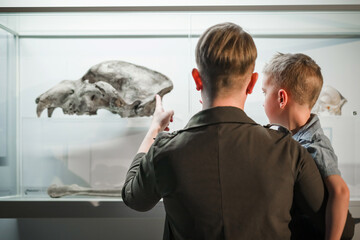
xmin=192 ymin=68 xmax=203 ymax=91
xmin=246 ymin=72 xmax=258 ymax=94
xmin=278 ymin=89 xmax=288 ymax=109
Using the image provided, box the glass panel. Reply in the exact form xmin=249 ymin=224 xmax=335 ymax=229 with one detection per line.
xmin=1 ymin=13 xmax=190 ymax=36
xmin=190 ymin=12 xmax=360 ymax=36
xmin=0 ymin=27 xmax=17 ymax=197
xmin=19 ymin=20 xmax=191 ymax=197
xmin=1 ymin=11 xmax=359 ymax=36
xmin=319 ymin=116 xmax=360 ymax=200
xmin=0 ymin=10 xmax=359 ymax=200
xmin=0 ymin=0 xmax=357 ymax=8
xmin=355 ymin=118 xmax=360 ymax=200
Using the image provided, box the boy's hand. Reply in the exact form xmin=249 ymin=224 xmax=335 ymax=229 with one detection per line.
xmin=150 ymin=94 xmax=174 ymax=133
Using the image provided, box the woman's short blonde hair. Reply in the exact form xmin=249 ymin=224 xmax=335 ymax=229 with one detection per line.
xmin=263 ymin=53 xmax=323 ymax=108
xmin=195 ymin=22 xmax=257 ymax=98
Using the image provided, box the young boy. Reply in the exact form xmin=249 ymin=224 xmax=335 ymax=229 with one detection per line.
xmin=262 ymin=53 xmax=353 ymax=240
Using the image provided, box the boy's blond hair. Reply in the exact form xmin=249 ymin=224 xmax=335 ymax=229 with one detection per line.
xmin=263 ymin=53 xmax=323 ymax=108
xmin=195 ymin=22 xmax=257 ymax=98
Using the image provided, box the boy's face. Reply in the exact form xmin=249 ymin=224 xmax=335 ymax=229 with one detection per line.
xmin=262 ymin=75 xmax=282 ymax=124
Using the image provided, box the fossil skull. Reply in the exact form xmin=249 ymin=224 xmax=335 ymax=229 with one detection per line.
xmin=312 ymin=85 xmax=347 ymax=116
xmin=36 ymin=60 xmax=173 ymax=118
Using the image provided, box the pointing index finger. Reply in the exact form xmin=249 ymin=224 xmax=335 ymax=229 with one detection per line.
xmin=155 ymin=94 xmax=163 ymax=111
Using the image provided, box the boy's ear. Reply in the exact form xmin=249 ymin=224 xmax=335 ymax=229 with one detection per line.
xmin=246 ymin=72 xmax=258 ymax=94
xmin=278 ymin=89 xmax=288 ymax=109
xmin=192 ymin=68 xmax=203 ymax=91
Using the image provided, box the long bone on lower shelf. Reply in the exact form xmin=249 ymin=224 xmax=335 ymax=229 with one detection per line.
xmin=47 ymin=184 xmax=122 ymax=198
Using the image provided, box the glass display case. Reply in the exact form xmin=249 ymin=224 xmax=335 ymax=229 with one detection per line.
xmin=0 ymin=4 xmax=360 ymax=216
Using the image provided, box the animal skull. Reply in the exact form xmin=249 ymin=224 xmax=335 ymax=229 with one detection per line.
xmin=36 ymin=60 xmax=173 ymax=118
xmin=312 ymin=85 xmax=347 ymax=116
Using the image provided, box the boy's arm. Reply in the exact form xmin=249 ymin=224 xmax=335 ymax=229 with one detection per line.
xmin=324 ymin=175 xmax=350 ymax=240
xmin=307 ymin=140 xmax=354 ymax=239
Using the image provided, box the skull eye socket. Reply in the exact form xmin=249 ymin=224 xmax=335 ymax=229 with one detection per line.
xmin=91 ymin=95 xmax=96 ymax=101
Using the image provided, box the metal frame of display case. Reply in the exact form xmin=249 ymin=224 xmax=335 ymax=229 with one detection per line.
xmin=1 ymin=4 xmax=360 ymax=12
xmin=0 ymin=198 xmax=165 ymax=218
xmin=0 ymin=3 xmax=359 ymax=219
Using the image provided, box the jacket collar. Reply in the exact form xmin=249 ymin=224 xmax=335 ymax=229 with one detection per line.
xmin=182 ymin=106 xmax=258 ymax=131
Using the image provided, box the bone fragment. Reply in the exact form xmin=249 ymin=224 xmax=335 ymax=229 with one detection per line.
xmin=47 ymin=184 xmax=122 ymax=198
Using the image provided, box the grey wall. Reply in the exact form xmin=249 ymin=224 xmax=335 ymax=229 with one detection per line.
xmin=0 ymin=218 xmax=165 ymax=240
xmin=0 ymin=219 xmax=19 ymax=240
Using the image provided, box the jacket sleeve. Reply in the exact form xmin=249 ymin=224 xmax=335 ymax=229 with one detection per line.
xmin=294 ymin=146 xmax=355 ymax=239
xmin=341 ymin=211 xmax=355 ymax=240
xmin=293 ymin=146 xmax=327 ymax=233
xmin=121 ymin=145 xmax=161 ymax=212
